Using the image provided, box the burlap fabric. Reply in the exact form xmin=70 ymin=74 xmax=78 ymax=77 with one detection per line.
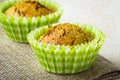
xmin=0 ymin=25 xmax=118 ymax=80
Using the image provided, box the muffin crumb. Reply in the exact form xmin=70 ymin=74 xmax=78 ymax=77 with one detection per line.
xmin=5 ymin=1 xmax=55 ymax=17
xmin=38 ymin=23 xmax=94 ymax=46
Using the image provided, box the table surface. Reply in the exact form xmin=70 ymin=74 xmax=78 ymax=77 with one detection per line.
xmin=56 ymin=0 xmax=120 ymax=69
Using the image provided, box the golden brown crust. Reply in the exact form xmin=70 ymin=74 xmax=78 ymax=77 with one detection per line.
xmin=38 ymin=23 xmax=94 ymax=46
xmin=5 ymin=1 xmax=55 ymax=17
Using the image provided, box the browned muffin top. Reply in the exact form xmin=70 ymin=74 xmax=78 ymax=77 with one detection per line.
xmin=5 ymin=0 xmax=55 ymax=17
xmin=38 ymin=23 xmax=94 ymax=46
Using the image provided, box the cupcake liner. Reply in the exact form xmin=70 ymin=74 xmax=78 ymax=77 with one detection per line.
xmin=27 ymin=23 xmax=105 ymax=74
xmin=0 ymin=0 xmax=63 ymax=42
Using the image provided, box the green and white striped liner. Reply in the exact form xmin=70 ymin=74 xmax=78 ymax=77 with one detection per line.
xmin=0 ymin=0 xmax=63 ymax=42
xmin=27 ymin=23 xmax=105 ymax=74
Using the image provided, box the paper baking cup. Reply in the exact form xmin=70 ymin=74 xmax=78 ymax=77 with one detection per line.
xmin=0 ymin=0 xmax=63 ymax=42
xmin=27 ymin=23 xmax=105 ymax=74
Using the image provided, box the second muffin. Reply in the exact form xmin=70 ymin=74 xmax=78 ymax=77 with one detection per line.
xmin=0 ymin=0 xmax=63 ymax=42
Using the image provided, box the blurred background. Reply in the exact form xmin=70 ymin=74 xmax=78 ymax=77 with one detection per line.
xmin=56 ymin=0 xmax=120 ymax=69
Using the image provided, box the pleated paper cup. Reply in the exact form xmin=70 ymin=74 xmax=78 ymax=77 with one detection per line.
xmin=27 ymin=23 xmax=105 ymax=74
xmin=0 ymin=0 xmax=63 ymax=42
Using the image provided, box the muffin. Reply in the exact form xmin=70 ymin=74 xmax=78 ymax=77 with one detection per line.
xmin=27 ymin=23 xmax=105 ymax=74
xmin=0 ymin=0 xmax=63 ymax=42
xmin=5 ymin=1 xmax=55 ymax=17
xmin=38 ymin=23 xmax=94 ymax=46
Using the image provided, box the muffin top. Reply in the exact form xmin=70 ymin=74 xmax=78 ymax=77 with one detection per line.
xmin=38 ymin=23 xmax=94 ymax=46
xmin=4 ymin=0 xmax=55 ymax=17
